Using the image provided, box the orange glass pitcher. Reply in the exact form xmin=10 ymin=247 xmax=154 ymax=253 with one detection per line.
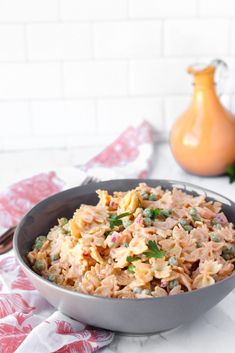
xmin=170 ymin=59 xmax=235 ymax=176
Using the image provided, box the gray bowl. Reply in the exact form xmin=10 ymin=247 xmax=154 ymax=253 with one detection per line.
xmin=13 ymin=179 xmax=235 ymax=334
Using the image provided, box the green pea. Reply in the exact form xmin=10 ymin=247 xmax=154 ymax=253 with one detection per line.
xmin=211 ymin=218 xmax=219 ymax=226
xmin=169 ymin=279 xmax=179 ymax=289
xmin=196 ymin=241 xmax=203 ymax=248
xmin=211 ymin=218 xmax=222 ymax=229
xmin=133 ymin=287 xmax=142 ymax=294
xmin=140 ymin=191 xmax=149 ymax=200
xmin=122 ymin=242 xmax=129 ymax=248
xmin=160 ymin=209 xmax=172 ymax=218
xmin=229 ymin=246 xmax=235 ymax=255
xmin=34 ymin=235 xmax=47 ymax=250
xmin=34 ymin=260 xmax=45 ymax=271
xmin=183 ymin=224 xmax=193 ymax=232
xmin=149 ymin=194 xmax=157 ymax=201
xmin=189 ymin=208 xmax=201 ymax=222
xmin=179 ymin=218 xmax=193 ymax=231
xmin=52 ymin=254 xmax=60 ymax=261
xmin=222 ymin=253 xmax=230 ymax=261
xmin=210 ymin=233 xmax=220 ymax=242
xmin=143 ymin=208 xmax=153 ymax=218
xmin=222 ymin=247 xmax=231 ymax=260
xmin=142 ymin=289 xmax=151 ymax=295
xmin=48 ymin=274 xmax=56 ymax=282
xmin=189 ymin=208 xmax=197 ymax=216
xmin=59 ymin=217 xmax=68 ymax=226
xmin=144 ymin=217 xmax=152 ymax=227
xmin=169 ymin=256 xmax=177 ymax=266
xmin=179 ymin=219 xmax=187 ymax=226
xmin=122 ymin=219 xmax=132 ymax=228
xmin=215 ymin=224 xmax=222 ymax=229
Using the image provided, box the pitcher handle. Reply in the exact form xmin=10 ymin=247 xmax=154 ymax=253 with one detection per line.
xmin=211 ymin=59 xmax=228 ymax=97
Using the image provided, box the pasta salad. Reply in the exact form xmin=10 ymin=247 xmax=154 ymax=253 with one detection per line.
xmin=27 ymin=183 xmax=235 ymax=299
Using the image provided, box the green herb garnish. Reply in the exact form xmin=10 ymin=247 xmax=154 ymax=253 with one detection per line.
xmin=104 ymin=231 xmax=111 ymax=237
xmin=144 ymin=240 xmax=165 ymax=259
xmin=109 ymin=212 xmax=132 ymax=229
xmin=153 ymin=208 xmax=172 ymax=219
xmin=127 ymin=264 xmax=135 ymax=273
xmin=152 ymin=208 xmax=161 ymax=218
xmin=126 ymin=255 xmax=139 ymax=262
xmin=226 ymin=164 xmax=235 ymax=183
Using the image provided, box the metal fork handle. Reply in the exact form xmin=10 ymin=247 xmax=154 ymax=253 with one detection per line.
xmin=0 ymin=226 xmax=16 ymax=255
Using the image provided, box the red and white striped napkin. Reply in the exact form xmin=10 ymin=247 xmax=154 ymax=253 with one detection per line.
xmin=0 ymin=121 xmax=155 ymax=353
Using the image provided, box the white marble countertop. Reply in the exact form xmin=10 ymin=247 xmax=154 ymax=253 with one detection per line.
xmin=1 ymin=142 xmax=235 ymax=353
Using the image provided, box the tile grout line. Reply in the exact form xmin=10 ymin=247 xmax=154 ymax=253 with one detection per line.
xmin=57 ymin=0 xmax=62 ymax=23
xmin=228 ymin=18 xmax=233 ymax=56
xmin=27 ymin=100 xmax=34 ymax=137
xmin=196 ymin=0 xmax=201 ymax=17
xmin=60 ymin=61 xmax=65 ymax=98
xmin=23 ymin=23 xmax=29 ymax=61
xmin=0 ymin=16 xmax=234 ymax=25
xmin=127 ymin=60 xmax=131 ymax=97
xmin=90 ymin=22 xmax=95 ymax=59
xmin=161 ymin=19 xmax=165 ymax=57
xmin=0 ymin=54 xmax=232 ymax=64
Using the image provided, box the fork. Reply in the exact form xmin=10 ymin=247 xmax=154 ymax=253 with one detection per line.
xmin=0 ymin=175 xmax=100 ymax=255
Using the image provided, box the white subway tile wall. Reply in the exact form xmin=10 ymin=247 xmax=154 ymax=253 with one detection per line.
xmin=0 ymin=0 xmax=235 ymax=151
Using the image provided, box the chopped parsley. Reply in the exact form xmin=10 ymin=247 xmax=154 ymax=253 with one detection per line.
xmin=126 ymin=255 xmax=139 ymax=262
xmin=109 ymin=212 xmax=132 ymax=229
xmin=126 ymin=256 xmax=139 ymax=273
xmin=226 ymin=164 xmax=235 ymax=183
xmin=153 ymin=208 xmax=172 ymax=218
xmin=104 ymin=231 xmax=111 ymax=237
xmin=144 ymin=240 xmax=165 ymax=259
xmin=127 ymin=264 xmax=135 ymax=273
